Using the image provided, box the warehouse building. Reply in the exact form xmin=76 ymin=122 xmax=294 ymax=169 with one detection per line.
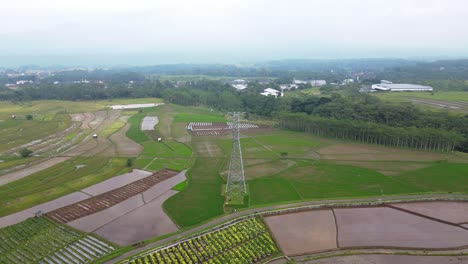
xmin=371 ymin=83 xmax=433 ymax=92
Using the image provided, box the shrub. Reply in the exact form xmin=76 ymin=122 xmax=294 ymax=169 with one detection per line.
xmin=19 ymin=148 xmax=33 ymax=158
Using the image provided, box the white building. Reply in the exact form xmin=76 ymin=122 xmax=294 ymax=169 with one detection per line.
xmin=260 ymin=88 xmax=281 ymax=97
xmin=232 ymin=84 xmax=248 ymax=90
xmin=293 ymin=80 xmax=308 ymax=85
xmin=232 ymin=79 xmax=247 ymax=84
xmin=280 ymin=84 xmax=298 ymax=90
xmin=371 ymin=83 xmax=433 ymax=92
xmin=309 ymin=80 xmax=327 ymax=86
xmin=342 ymin=79 xmax=354 ymax=85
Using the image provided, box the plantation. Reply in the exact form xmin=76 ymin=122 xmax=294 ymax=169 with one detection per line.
xmin=0 ymin=217 xmax=115 ymax=263
xmin=124 ymin=218 xmax=278 ymax=264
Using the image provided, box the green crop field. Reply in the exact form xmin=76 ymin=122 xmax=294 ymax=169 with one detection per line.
xmin=123 ymin=217 xmax=278 ymax=264
xmin=0 ymin=157 xmax=129 ymax=217
xmin=0 ymin=217 xmax=115 ymax=263
xmin=164 ymin=158 xmax=226 ymax=227
xmin=154 ymin=105 xmax=468 ymax=227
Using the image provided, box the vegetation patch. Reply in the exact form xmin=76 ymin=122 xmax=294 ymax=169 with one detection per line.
xmin=123 ymin=217 xmax=278 ymax=264
xmin=101 ymin=121 xmax=126 ymax=138
xmin=163 ymin=158 xmax=225 ymax=227
xmin=172 ymin=180 xmax=187 ymax=191
xmin=0 ymin=217 xmax=115 ymax=264
xmin=0 ymin=157 xmax=129 ymax=217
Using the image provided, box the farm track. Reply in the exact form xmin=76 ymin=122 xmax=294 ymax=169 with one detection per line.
xmin=0 ymin=156 xmax=71 ymax=186
xmin=46 ymin=169 xmax=179 ymax=224
xmin=105 ymin=194 xmax=468 ymax=264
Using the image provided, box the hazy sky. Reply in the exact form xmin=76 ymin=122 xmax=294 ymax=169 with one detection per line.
xmin=2 ymin=0 xmax=468 ymax=65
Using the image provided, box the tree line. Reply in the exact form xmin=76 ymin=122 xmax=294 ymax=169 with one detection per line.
xmin=2 ymin=77 xmax=468 ymax=152
xmin=278 ymin=113 xmax=462 ymax=152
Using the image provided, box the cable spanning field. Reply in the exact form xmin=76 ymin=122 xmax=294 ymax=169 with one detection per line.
xmin=0 ymin=217 xmax=114 ymax=264
xmin=124 ymin=218 xmax=278 ymax=264
xmin=46 ymin=169 xmax=179 ymax=223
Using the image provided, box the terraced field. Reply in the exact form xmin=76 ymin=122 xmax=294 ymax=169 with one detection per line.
xmin=124 ymin=217 xmax=278 ymax=264
xmin=0 ymin=217 xmax=115 ymax=264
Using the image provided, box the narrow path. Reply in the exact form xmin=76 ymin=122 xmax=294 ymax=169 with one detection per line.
xmin=0 ymin=157 xmax=70 ymax=186
xmin=105 ymin=193 xmax=468 ymax=263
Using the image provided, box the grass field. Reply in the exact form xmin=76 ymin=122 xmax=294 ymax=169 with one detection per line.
xmin=155 ymin=105 xmax=468 ymax=227
xmin=2 ymin=99 xmax=468 ymax=239
xmin=374 ymin=91 xmax=468 ymax=102
xmin=0 ymin=157 xmax=129 ymax=217
xmin=163 ymin=158 xmax=225 ymax=227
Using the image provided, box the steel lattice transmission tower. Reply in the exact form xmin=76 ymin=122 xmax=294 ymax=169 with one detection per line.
xmin=225 ymin=112 xmax=246 ymax=204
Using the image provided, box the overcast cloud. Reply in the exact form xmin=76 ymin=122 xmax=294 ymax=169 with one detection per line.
xmin=1 ymin=0 xmax=468 ymax=65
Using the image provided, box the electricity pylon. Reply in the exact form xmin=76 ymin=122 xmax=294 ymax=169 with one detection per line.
xmin=225 ymin=112 xmax=246 ymax=204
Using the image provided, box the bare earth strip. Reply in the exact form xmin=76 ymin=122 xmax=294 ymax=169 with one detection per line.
xmin=110 ymin=116 xmax=142 ymax=157
xmin=0 ymin=157 xmax=70 ymax=186
xmin=0 ymin=169 xmax=151 ymax=228
xmin=264 ymin=210 xmax=337 ymax=255
xmin=335 ymin=207 xmax=468 ymax=248
xmin=81 ymin=169 xmax=152 ymax=196
xmin=68 ymin=195 xmax=145 ymax=233
xmin=0 ymin=192 xmax=91 ymax=228
xmin=300 ymin=254 xmax=468 ymax=264
xmin=390 ymin=201 xmax=468 ymax=224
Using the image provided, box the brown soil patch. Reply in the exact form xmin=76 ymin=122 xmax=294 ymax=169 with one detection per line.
xmin=318 ymin=143 xmax=468 ymax=162
xmin=110 ymin=121 xmax=142 ymax=157
xmin=335 ymin=207 xmax=468 ymax=248
xmin=390 ymin=202 xmax=468 ymax=224
xmin=300 ymin=254 xmax=468 ymax=264
xmin=264 ymin=210 xmax=337 ymax=255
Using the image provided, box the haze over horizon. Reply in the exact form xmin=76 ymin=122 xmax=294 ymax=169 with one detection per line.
xmin=2 ymin=0 xmax=468 ymax=66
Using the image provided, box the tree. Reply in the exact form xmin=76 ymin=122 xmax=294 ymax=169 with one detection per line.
xmin=126 ymin=158 xmax=133 ymax=167
xmin=19 ymin=148 xmax=33 ymax=157
xmin=25 ymin=114 xmax=33 ymax=120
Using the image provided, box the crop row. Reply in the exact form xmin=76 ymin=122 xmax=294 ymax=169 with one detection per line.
xmin=0 ymin=217 xmax=115 ymax=264
xmin=126 ymin=218 xmax=278 ymax=264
